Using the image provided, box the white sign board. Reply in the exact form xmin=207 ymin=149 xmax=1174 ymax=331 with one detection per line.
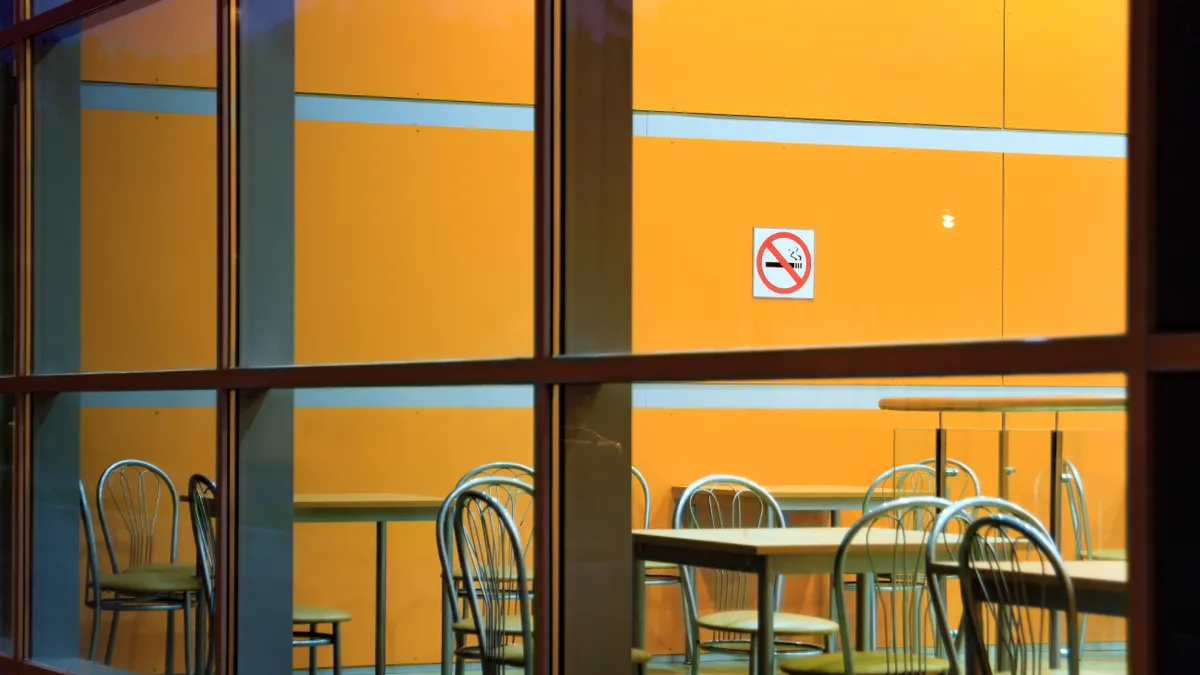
xmin=753 ymin=227 xmax=815 ymax=300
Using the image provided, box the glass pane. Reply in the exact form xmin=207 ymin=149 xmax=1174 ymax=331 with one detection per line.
xmin=30 ymin=390 xmax=217 ymax=675
xmin=237 ymin=0 xmax=535 ymax=368
xmin=560 ymin=373 xmax=1127 ymax=671
xmin=564 ymin=0 xmax=1128 ymax=355
xmin=0 ymin=46 xmax=14 ymax=377
xmin=235 ymin=385 xmax=533 ymax=672
xmin=0 ymin=394 xmax=12 ymax=655
xmin=31 ymin=0 xmax=216 ymax=373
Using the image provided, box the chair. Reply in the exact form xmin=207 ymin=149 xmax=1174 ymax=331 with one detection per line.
xmin=957 ymin=514 xmax=1080 ymax=675
xmin=925 ymin=497 xmax=1051 ymax=675
xmin=81 ymin=478 xmax=200 ymax=675
xmin=441 ymin=477 xmax=652 ymax=672
xmin=779 ymin=496 xmax=954 ymax=675
xmin=675 ymin=475 xmax=838 ymax=675
xmin=188 ymin=474 xmax=350 ymax=675
xmin=1061 ymin=460 xmax=1124 ymax=561
xmin=440 ymin=463 xmax=535 ymax=675
xmin=918 ymin=458 xmax=983 ymax=502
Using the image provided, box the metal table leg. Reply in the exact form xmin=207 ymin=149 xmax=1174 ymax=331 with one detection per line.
xmin=829 ymin=510 xmax=840 ymax=653
xmin=634 ymin=559 xmax=647 ymax=675
xmin=757 ymin=559 xmax=776 ymax=675
xmin=441 ymin=588 xmax=454 ymax=675
xmin=855 ymin=573 xmax=876 ymax=650
xmin=376 ymin=521 xmax=387 ymax=675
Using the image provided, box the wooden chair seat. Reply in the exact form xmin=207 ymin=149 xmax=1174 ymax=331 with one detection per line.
xmin=1093 ymin=548 xmax=1126 ymax=561
xmin=494 ymin=643 xmax=652 ymax=666
xmin=126 ymin=562 xmax=196 ymax=575
xmin=452 ymin=614 xmax=532 ymax=633
xmin=697 ymin=610 xmax=839 ymax=635
xmin=293 ymin=605 xmax=352 ymax=624
xmin=643 ymin=560 xmax=677 ymax=571
xmin=100 ymin=570 xmax=201 ymax=595
xmin=780 ymin=651 xmax=950 ymax=674
xmin=997 ymin=670 xmax=1118 ymax=674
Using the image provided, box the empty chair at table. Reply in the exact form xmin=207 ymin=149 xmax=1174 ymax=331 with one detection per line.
xmin=957 ymin=514 xmax=1088 ymax=675
xmin=91 ymin=461 xmax=201 ymax=673
xmin=442 ymin=476 xmax=652 ymax=673
xmin=188 ymin=474 xmax=351 ymax=675
xmin=925 ymin=496 xmax=1051 ymax=674
xmin=439 ymin=463 xmax=535 ymax=675
xmin=675 ymin=474 xmax=838 ymax=675
xmin=780 ymin=496 xmax=954 ymax=675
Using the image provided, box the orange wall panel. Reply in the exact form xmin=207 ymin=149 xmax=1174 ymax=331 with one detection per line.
xmin=294 ymin=121 xmax=534 ymax=364
xmin=633 ymin=137 xmax=1004 ymax=354
xmin=81 ymin=110 xmax=217 ymax=372
xmin=293 ymin=406 xmax=532 ymax=666
xmin=81 ymin=0 xmax=216 ymax=88
xmin=634 ymin=0 xmax=1003 ymax=127
xmin=1002 ymin=154 xmax=1126 ymax=339
xmin=1004 ymin=0 xmax=1128 ymax=133
xmin=296 ymin=0 xmax=533 ymax=103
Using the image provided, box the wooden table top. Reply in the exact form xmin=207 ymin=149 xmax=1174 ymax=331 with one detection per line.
xmin=961 ymin=559 xmax=1126 ymax=594
xmin=633 ymin=527 xmax=954 ymax=558
xmin=878 ymin=395 xmax=1126 ymax=413
xmin=293 ymin=493 xmax=442 ymax=510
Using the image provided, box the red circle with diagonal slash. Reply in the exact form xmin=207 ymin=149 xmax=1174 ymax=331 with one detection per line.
xmin=756 ymin=232 xmax=812 ymax=294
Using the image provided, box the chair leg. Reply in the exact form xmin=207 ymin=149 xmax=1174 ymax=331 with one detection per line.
xmin=167 ymin=609 xmax=176 ymax=675
xmin=453 ymin=632 xmax=466 ymax=675
xmin=88 ymin=603 xmax=101 ymax=661
xmin=309 ymin=624 xmax=318 ymax=675
xmin=333 ymin=623 xmax=342 ymax=675
xmin=184 ymin=594 xmax=195 ymax=675
xmin=105 ymin=609 xmax=121 ymax=665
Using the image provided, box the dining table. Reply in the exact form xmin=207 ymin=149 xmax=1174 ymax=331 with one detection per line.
xmin=633 ymin=526 xmax=963 ymax=674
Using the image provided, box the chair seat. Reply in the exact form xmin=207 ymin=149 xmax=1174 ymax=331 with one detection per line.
xmin=100 ymin=570 xmax=201 ymax=595
xmin=697 ymin=610 xmax=839 ymax=635
xmin=293 ymin=605 xmax=352 ymax=624
xmin=998 ymin=670 xmax=1117 ymax=675
xmin=780 ymin=651 xmax=950 ymax=674
xmin=1093 ymin=548 xmax=1126 ymax=561
xmin=494 ymin=643 xmax=651 ymax=666
xmin=644 ymin=561 xmax=677 ymax=571
xmin=452 ymin=614 xmax=532 ymax=634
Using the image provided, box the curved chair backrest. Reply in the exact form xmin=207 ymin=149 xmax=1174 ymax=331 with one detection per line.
xmin=832 ymin=496 xmax=954 ymax=675
xmin=188 ymin=474 xmax=218 ymax=615
xmin=673 ymin=475 xmax=787 ymax=633
xmin=864 ymin=463 xmax=938 ymax=511
xmin=97 ymin=459 xmax=180 ymax=573
xmin=958 ymin=514 xmax=1078 ymax=675
xmin=918 ymin=457 xmax=983 ymax=502
xmin=1060 ymin=459 xmax=1094 ymax=560
xmin=79 ymin=479 xmax=103 ymax=607
xmin=441 ymin=462 xmax=535 ymax=588
xmin=455 ymin=462 xmax=535 ymax=489
xmin=925 ymin=497 xmax=1050 ymax=675
xmin=437 ymin=475 xmax=536 ymax=626
xmin=632 ymin=465 xmax=651 ymax=529
xmin=450 ymin=481 xmax=536 ymax=674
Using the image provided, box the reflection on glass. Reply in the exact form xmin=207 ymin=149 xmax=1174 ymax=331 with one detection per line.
xmin=30 ymin=390 xmax=216 ymax=675
xmin=236 ymin=386 xmax=533 ymax=673
xmin=31 ymin=0 xmax=216 ymax=374
xmin=0 ymin=394 xmax=12 ymax=655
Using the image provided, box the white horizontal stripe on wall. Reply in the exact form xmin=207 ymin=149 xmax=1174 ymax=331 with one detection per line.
xmin=79 ymin=384 xmax=1124 ymax=411
xmin=80 ymin=82 xmax=1127 ymax=158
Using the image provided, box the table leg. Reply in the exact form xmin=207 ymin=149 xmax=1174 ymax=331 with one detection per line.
xmin=758 ymin=559 xmax=776 ymax=675
xmin=1048 ymin=428 xmax=1064 ymax=670
xmin=195 ymin=592 xmax=207 ymax=675
xmin=376 ymin=521 xmax=387 ymax=675
xmin=855 ymin=573 xmax=876 ymax=650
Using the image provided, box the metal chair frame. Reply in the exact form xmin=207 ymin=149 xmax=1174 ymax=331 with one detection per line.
xmin=925 ymin=497 xmax=1051 ymax=675
xmin=827 ymin=496 xmax=954 ymax=675
xmin=917 ymin=458 xmax=983 ymax=502
xmin=441 ymin=478 xmax=536 ymax=675
xmin=81 ymin=477 xmax=195 ymax=674
xmin=439 ymin=465 xmax=535 ymax=675
xmin=957 ymin=515 xmax=1080 ymax=675
xmin=674 ymin=474 xmax=827 ymax=673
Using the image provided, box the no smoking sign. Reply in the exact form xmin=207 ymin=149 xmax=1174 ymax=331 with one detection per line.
xmin=753 ymin=227 xmax=815 ymax=300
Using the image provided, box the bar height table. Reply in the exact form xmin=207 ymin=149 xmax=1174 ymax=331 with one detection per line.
xmin=876 ymin=395 xmax=1126 ymax=666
